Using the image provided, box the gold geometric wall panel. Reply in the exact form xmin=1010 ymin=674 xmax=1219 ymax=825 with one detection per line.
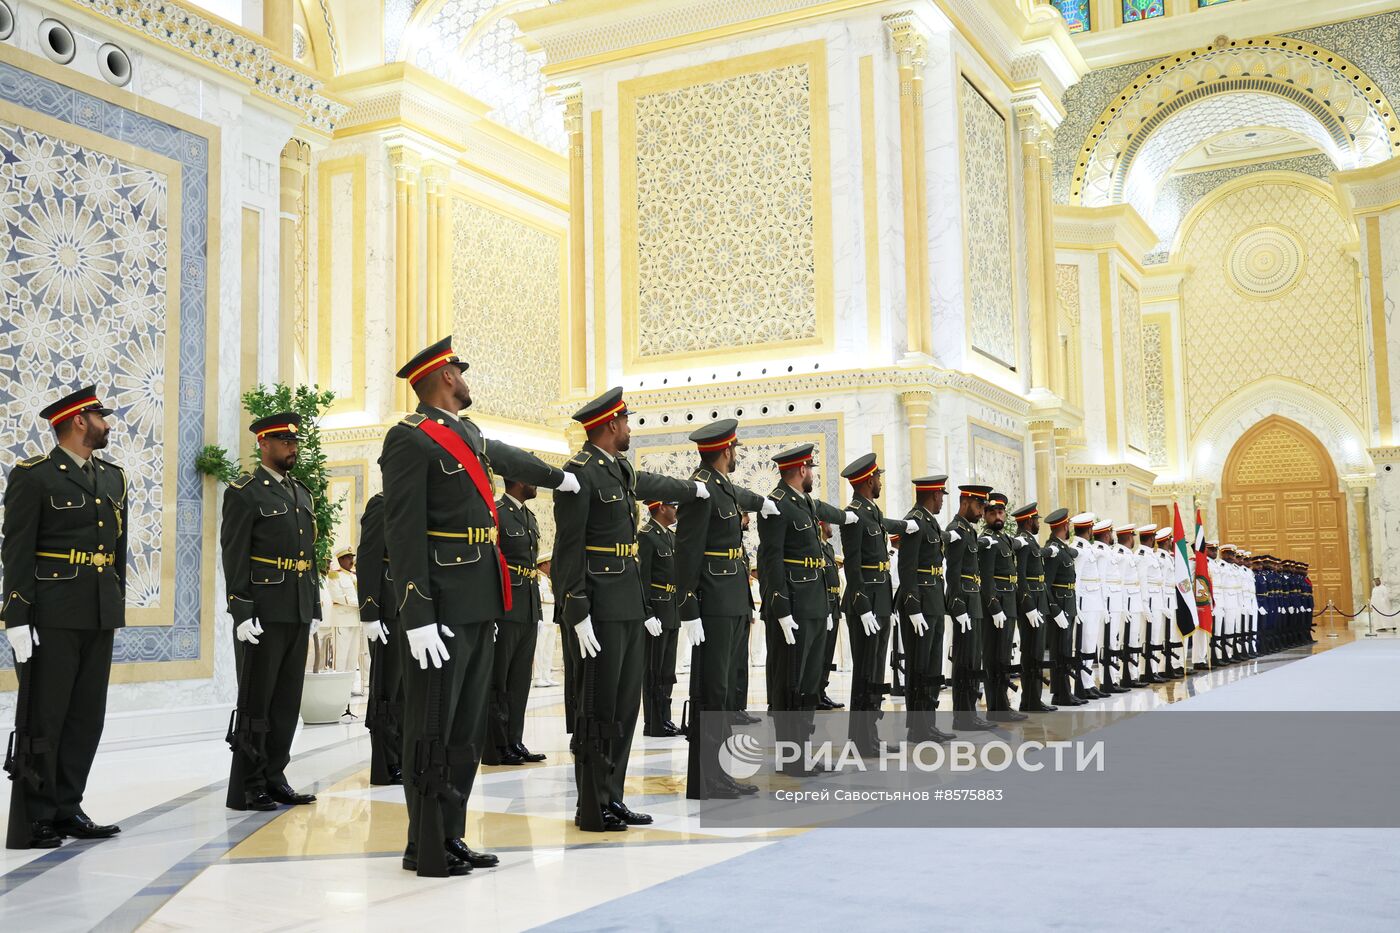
xmin=1055 ymin=262 xmax=1082 ymax=406
xmin=961 ymin=76 xmax=1016 ymax=367
xmin=1119 ymin=276 xmax=1147 ymax=454
xmin=1143 ymin=321 xmax=1167 ymax=467
xmin=618 ymin=42 xmax=832 ymax=369
xmin=450 ymin=195 xmax=565 ymax=425
xmin=1177 ymin=178 xmax=1364 ymax=436
xmin=1230 ymin=424 xmax=1325 ymax=486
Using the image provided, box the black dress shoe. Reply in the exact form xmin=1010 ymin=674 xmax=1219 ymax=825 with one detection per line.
xmin=698 ymin=781 xmax=741 ymax=799
xmin=1034 ymin=702 xmax=1058 ymax=712
xmin=446 ymin=837 xmax=499 ymax=867
xmin=389 ymin=767 xmax=404 ymax=785
xmin=402 ymin=845 xmax=472 ymax=876
xmin=54 ymin=812 xmax=120 ymax=839
xmin=660 ymin=721 xmax=683 ymax=737
xmin=987 ymin=710 xmax=1028 ymax=722
xmin=732 ymin=711 xmax=761 ymax=725
xmin=1193 ymin=662 xmax=1209 ymax=672
xmin=819 ymin=693 xmax=844 ymax=709
xmin=928 ymin=727 xmax=958 ymax=742
xmin=606 ymin=801 xmax=654 ymax=825
xmin=267 ymin=783 xmax=316 ymax=805
xmin=1104 ymin=683 xmax=1131 ymax=694
xmin=18 ymin=820 xmax=62 ymax=849
xmin=575 ymin=805 xmax=629 ymax=831
xmin=511 ymin=743 xmax=546 ymax=763
xmin=234 ymin=792 xmax=278 ymax=812
xmin=723 ymin=774 xmax=759 ymax=795
xmin=952 ymin=716 xmax=994 ymax=731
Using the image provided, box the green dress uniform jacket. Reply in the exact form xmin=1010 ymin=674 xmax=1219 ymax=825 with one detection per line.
xmin=2 ymin=449 xmax=128 ymax=631
xmin=496 ymin=495 xmax=540 ymax=625
xmin=896 ymin=505 xmax=946 ymax=621
xmin=839 ymin=494 xmax=901 ymax=619
xmin=379 ymin=405 xmax=562 ymax=630
xmin=638 ymin=518 xmax=678 ymax=630
xmin=221 ymin=464 xmax=320 ymax=625
xmin=674 ymin=467 xmax=765 ymax=620
xmin=356 ymin=493 xmax=397 ymax=625
xmin=756 ymin=485 xmax=848 ymax=622
xmin=1044 ymin=536 xmax=1077 ymax=622
xmin=1015 ymin=532 xmax=1052 ymax=621
xmin=944 ymin=515 xmax=983 ymax=622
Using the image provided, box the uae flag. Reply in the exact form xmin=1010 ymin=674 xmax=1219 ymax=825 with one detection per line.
xmin=1171 ymin=504 xmax=1198 ymax=637
xmin=1190 ymin=506 xmax=1214 ymax=634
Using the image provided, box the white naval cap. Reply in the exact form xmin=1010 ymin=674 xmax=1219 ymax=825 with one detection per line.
xmin=1155 ymin=527 xmax=1173 ymax=541
xmin=1136 ymin=524 xmax=1157 ymax=535
xmin=1092 ymin=519 xmax=1114 ymax=533
xmin=1071 ymin=512 xmax=1096 ymax=528
xmin=1115 ymin=523 xmax=1136 ymax=536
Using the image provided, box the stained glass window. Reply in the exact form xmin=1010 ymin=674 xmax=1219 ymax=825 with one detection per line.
xmin=1123 ymin=0 xmax=1165 ymax=22
xmin=1198 ymin=0 xmax=1233 ymax=6
xmin=1054 ymin=0 xmax=1090 ymax=33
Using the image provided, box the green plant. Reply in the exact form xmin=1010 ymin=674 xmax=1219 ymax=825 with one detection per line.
xmin=193 ymin=444 xmax=240 ymax=484
xmin=242 ymin=383 xmax=341 ymax=567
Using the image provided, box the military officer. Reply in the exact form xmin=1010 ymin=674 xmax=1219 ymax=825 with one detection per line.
xmin=838 ymin=454 xmax=919 ymax=753
xmin=676 ymin=418 xmax=772 ymax=799
xmin=382 ymin=337 xmax=579 ymax=877
xmin=1071 ymin=514 xmax=1108 ymax=700
xmin=220 ymin=412 xmax=321 ymax=814
xmin=976 ymin=493 xmax=1024 ymax=721
xmin=756 ymin=445 xmax=854 ymax=758
xmin=1115 ymin=525 xmax=1147 ymax=687
xmin=1010 ymin=502 xmax=1055 ymax=712
xmin=1095 ymin=520 xmax=1129 ymax=692
xmin=945 ymin=484 xmax=993 ymax=731
xmin=1154 ymin=526 xmax=1185 ymax=679
xmin=897 ymin=476 xmax=953 ymax=741
xmin=554 ymin=388 xmax=703 ymax=826
xmin=483 ymin=479 xmax=546 ymax=766
xmin=817 ymin=521 xmax=844 ymax=710
xmin=356 ymin=492 xmax=404 ymax=786
xmin=2 ymin=387 xmax=126 ymax=849
xmin=1041 ymin=509 xmax=1084 ymax=706
xmin=1240 ymin=550 xmax=1259 ymax=659
xmin=1205 ymin=542 xmax=1226 ymax=665
xmin=639 ymin=500 xmax=681 ymax=737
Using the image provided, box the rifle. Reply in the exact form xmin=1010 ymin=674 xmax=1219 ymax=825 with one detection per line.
xmin=365 ymin=633 xmax=401 ymax=784
xmin=411 ymin=667 xmax=458 ymax=877
xmin=225 ymin=641 xmax=269 ymax=806
xmin=5 ymin=662 xmax=49 ymax=849
xmin=574 ymin=652 xmax=615 ymax=828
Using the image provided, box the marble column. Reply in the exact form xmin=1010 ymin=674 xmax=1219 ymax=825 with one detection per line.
xmin=1346 ymin=477 xmax=1376 ymax=604
xmin=278 ymin=139 xmax=309 ymax=384
xmin=1370 ymin=447 xmax=1400 ymax=587
xmin=1029 ymin=419 xmax=1057 ymax=511
xmin=390 ymin=147 xmax=420 ymax=412
xmin=1017 ymin=108 xmax=1054 ymax=392
xmin=423 ymin=163 xmax=450 ymax=341
xmin=886 ymin=14 xmax=929 ymax=359
xmin=262 ymin=0 xmax=293 ymax=58
xmin=900 ymin=390 xmax=932 ymax=478
xmin=564 ymin=89 xmax=587 ymax=398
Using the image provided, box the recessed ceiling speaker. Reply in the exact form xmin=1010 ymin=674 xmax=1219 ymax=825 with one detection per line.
xmin=97 ymin=43 xmax=131 ymax=86
xmin=38 ymin=18 xmax=75 ymax=64
xmin=0 ymin=3 xmax=15 ymax=42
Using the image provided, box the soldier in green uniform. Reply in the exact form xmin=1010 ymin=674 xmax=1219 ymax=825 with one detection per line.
xmin=945 ymin=484 xmax=993 ymax=731
xmin=676 ymin=419 xmax=773 ymax=799
xmin=221 ymin=412 xmax=322 ymax=813
xmin=2 ymin=387 xmax=126 ymax=849
xmin=816 ymin=523 xmax=844 ymax=710
xmin=356 ymin=492 xmax=404 ymax=785
xmin=639 ymin=500 xmax=681 ymax=737
xmin=382 ymin=337 xmax=578 ymax=876
xmin=1011 ymin=503 xmax=1056 ymax=713
xmin=756 ymin=444 xmax=854 ymax=759
xmin=553 ymin=388 xmax=703 ymax=829
xmin=896 ymin=475 xmax=953 ymax=743
xmin=1041 ymin=508 xmax=1085 ymax=706
xmin=839 ymin=453 xmax=919 ymax=755
xmin=482 ymin=479 xmax=547 ymax=766
xmin=978 ymin=492 xmax=1026 ymax=722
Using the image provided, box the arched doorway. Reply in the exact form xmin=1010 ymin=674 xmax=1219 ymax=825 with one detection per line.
xmin=1217 ymin=416 xmax=1352 ymax=611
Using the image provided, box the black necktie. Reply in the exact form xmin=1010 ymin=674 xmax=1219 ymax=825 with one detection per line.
xmin=81 ymin=460 xmax=95 ymax=491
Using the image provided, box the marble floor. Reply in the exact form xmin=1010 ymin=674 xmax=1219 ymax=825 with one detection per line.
xmin=1 ymin=625 xmax=1389 ymax=932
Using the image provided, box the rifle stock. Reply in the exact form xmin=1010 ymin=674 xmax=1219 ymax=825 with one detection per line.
xmin=411 ymin=668 xmax=456 ymax=877
xmin=5 ymin=663 xmax=45 ymax=848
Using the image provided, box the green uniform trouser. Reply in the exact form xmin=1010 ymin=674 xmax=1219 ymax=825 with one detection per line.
xmin=845 ymin=608 xmax=890 ymax=752
xmin=1016 ymin=614 xmax=1047 ymax=711
xmin=228 ymin=622 xmax=310 ymax=805
xmin=1048 ymin=610 xmax=1076 ymax=701
xmin=899 ymin=611 xmax=944 ymax=740
xmin=13 ymin=628 xmax=113 ymax=822
xmin=484 ymin=620 xmax=537 ymax=762
xmin=730 ymin=619 xmax=751 ymax=712
xmin=982 ymin=615 xmax=1012 ymax=712
xmin=766 ymin=615 xmax=823 ymax=747
xmin=571 ymin=618 xmax=645 ymax=809
xmin=367 ymin=625 xmax=405 ymax=785
xmin=642 ymin=628 xmax=680 ymax=733
xmin=951 ymin=615 xmax=982 ymax=720
xmin=685 ymin=614 xmax=745 ymax=798
xmin=401 ymin=621 xmax=493 ymax=846
xmin=819 ymin=600 xmax=839 ymax=697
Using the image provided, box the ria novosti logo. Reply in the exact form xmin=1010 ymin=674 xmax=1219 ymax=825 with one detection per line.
xmin=718 ymin=733 xmax=765 ymax=779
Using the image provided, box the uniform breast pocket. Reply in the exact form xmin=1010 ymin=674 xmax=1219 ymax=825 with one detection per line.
xmin=786 ymin=566 xmax=819 ymax=584
xmin=652 ymin=589 xmax=674 ymax=603
xmin=36 ymin=559 xmax=78 ymax=581
xmin=656 ymin=548 xmax=673 ymax=559
xmin=439 ymin=459 xmax=466 ymax=476
xmin=252 ymin=566 xmax=285 ymax=585
xmin=597 ymin=486 xmax=623 ymax=504
xmin=587 ymin=555 xmax=625 ymax=575
xmin=793 ymin=518 xmax=813 ymax=532
xmin=706 ymin=559 xmax=739 ymax=576
xmin=49 ymin=494 xmax=86 ymax=510
xmin=716 ymin=502 xmax=737 ymax=520
xmin=865 ymin=570 xmax=890 ymax=584
xmin=434 ymin=542 xmax=483 ymax=567
xmin=258 ymin=503 xmax=288 ymax=518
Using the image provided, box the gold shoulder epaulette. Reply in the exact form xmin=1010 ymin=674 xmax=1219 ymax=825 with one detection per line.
xmin=568 ymin=450 xmax=591 ymax=467
xmin=694 ymin=468 xmax=712 ymax=483
xmin=230 ymin=472 xmax=254 ymax=489
xmin=95 ymin=456 xmax=123 ymax=471
xmin=16 ymin=453 xmax=48 ymax=468
xmin=401 ymin=413 xmax=427 ymax=427
xmin=771 ymin=487 xmax=786 ymax=501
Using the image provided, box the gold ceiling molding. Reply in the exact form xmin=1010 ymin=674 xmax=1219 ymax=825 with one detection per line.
xmin=1333 ymin=156 xmax=1400 ymax=216
xmin=1069 ymin=35 xmax=1400 ymax=210
xmin=57 ymin=0 xmax=346 ymax=132
xmin=1369 ymin=445 xmax=1400 ymax=463
xmin=1062 ymin=462 xmax=1158 ymax=487
xmin=1053 ymin=203 xmax=1157 ymax=262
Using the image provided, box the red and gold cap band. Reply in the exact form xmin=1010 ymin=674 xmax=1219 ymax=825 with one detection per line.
xmin=256 ymin=422 xmax=298 ymax=440
xmin=696 ymin=431 xmax=737 ymax=452
xmin=47 ymin=396 xmax=99 ymax=426
xmin=407 ymin=350 xmax=458 ymax=385
xmin=962 ymin=489 xmax=989 ymax=499
xmin=847 ymin=462 xmax=879 ymax=485
xmin=914 ymin=480 xmax=945 ymax=491
xmin=581 ymin=400 xmax=626 ymax=430
xmin=775 ymin=453 xmax=812 ymax=470
xmin=1048 ymin=514 xmax=1070 ymax=528
xmin=1016 ymin=509 xmax=1038 ymax=521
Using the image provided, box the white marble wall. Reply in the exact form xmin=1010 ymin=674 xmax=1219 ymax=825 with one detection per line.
xmin=1375 ymin=211 xmax=1400 ymax=443
xmin=1373 ymin=449 xmax=1400 ymax=588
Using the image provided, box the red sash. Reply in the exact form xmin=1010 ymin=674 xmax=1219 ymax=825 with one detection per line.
xmin=415 ymin=417 xmax=512 ymax=612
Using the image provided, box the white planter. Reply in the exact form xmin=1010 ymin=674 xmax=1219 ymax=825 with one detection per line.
xmin=301 ymin=670 xmax=354 ymax=724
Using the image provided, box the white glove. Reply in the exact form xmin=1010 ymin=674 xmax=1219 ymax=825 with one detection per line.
xmin=4 ymin=625 xmax=36 ymax=664
xmin=948 ymin=528 xmax=961 ymax=543
xmin=694 ymin=480 xmax=710 ymax=500
xmin=905 ymin=520 xmax=919 ymax=535
xmin=860 ymin=611 xmax=879 ymax=636
xmin=955 ymin=612 xmax=971 ymax=633
xmin=777 ymin=615 xmax=799 ymax=645
xmin=1055 ymin=610 xmax=1069 ymax=630
xmin=682 ymin=617 xmax=705 ymax=646
xmin=310 ymin=616 xmax=320 ymax=635
xmin=236 ymin=618 xmax=264 ymax=645
xmin=406 ymin=622 xmax=453 ymax=669
xmin=363 ymin=620 xmax=389 ymax=644
xmin=826 ymin=615 xmax=834 ymax=631
xmin=760 ymin=498 xmax=780 ymax=519
xmin=992 ymin=611 xmax=1007 ymax=629
xmin=493 ymin=621 xmax=498 ymax=642
xmin=644 ymin=616 xmax=662 ymax=637
xmin=556 ymin=472 xmax=581 ymax=495
xmin=909 ymin=612 xmax=929 ymax=636
xmin=1027 ymin=609 xmax=1042 ymax=628
xmin=843 ymin=510 xmax=858 ymax=525
xmin=575 ymin=616 xmax=602 ymax=657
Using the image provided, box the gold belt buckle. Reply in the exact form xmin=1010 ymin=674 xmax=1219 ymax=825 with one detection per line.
xmin=296 ymin=559 xmax=310 ymax=572
xmin=90 ymin=552 xmax=108 ymax=568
